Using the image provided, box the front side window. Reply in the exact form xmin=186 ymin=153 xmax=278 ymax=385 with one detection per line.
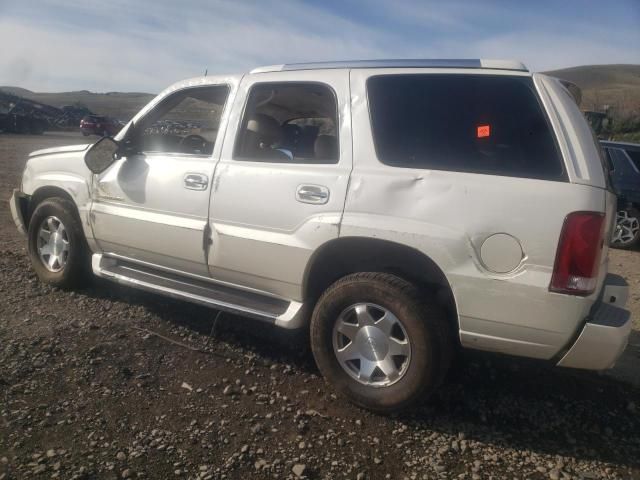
xmin=129 ymin=85 xmax=229 ymax=156
xmin=234 ymin=83 xmax=339 ymax=163
xmin=367 ymin=74 xmax=564 ymax=180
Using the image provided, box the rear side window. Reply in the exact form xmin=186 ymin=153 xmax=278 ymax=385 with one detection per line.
xmin=234 ymin=82 xmax=339 ymax=164
xmin=367 ymin=74 xmax=565 ymax=180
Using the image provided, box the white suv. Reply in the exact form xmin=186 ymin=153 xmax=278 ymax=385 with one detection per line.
xmin=10 ymin=59 xmax=632 ymax=412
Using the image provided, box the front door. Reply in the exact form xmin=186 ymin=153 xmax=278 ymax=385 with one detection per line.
xmin=91 ymin=80 xmax=235 ymax=276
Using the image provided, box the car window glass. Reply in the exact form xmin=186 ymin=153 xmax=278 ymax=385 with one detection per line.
xmin=133 ymin=85 xmax=229 ymax=156
xmin=367 ymin=74 xmax=564 ymax=180
xmin=234 ymin=83 xmax=339 ymax=164
xmin=627 ymin=150 xmax=640 ymax=173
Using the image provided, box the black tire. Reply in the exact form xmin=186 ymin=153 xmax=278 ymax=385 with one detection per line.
xmin=27 ymin=197 xmax=91 ymax=289
xmin=612 ymin=207 xmax=640 ymax=250
xmin=310 ymin=272 xmax=452 ymax=413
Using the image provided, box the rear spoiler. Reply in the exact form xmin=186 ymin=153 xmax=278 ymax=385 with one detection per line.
xmin=558 ymin=79 xmax=582 ymax=105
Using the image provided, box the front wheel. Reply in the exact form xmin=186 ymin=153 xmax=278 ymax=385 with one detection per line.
xmin=310 ymin=272 xmax=452 ymax=413
xmin=611 ymin=207 xmax=640 ymax=250
xmin=27 ymin=197 xmax=91 ymax=288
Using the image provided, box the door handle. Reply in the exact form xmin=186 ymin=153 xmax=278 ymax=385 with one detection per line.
xmin=184 ymin=173 xmax=209 ymax=191
xmin=296 ymin=184 xmax=329 ymax=204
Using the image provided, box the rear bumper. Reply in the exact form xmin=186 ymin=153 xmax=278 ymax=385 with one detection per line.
xmin=557 ymin=274 xmax=631 ymax=370
xmin=9 ymin=189 xmax=28 ymax=235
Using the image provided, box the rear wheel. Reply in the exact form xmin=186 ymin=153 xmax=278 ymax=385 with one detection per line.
xmin=310 ymin=272 xmax=452 ymax=413
xmin=27 ymin=197 xmax=91 ymax=288
xmin=612 ymin=207 xmax=640 ymax=249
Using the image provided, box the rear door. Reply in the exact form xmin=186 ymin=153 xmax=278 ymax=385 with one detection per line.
xmin=207 ymin=70 xmax=352 ymax=300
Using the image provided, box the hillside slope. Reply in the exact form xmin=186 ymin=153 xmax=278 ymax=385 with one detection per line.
xmin=3 ymin=64 xmax=640 ymax=121
xmin=545 ymin=64 xmax=640 ymax=114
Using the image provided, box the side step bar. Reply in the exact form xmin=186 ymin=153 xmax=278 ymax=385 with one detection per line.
xmin=92 ymin=254 xmax=305 ymax=328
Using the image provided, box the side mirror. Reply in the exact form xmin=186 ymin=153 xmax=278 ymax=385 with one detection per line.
xmin=85 ymin=137 xmax=119 ymax=174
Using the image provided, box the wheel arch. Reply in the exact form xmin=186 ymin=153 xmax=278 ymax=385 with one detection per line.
xmin=303 ymin=236 xmax=459 ymax=333
xmin=27 ymin=186 xmax=79 ymax=224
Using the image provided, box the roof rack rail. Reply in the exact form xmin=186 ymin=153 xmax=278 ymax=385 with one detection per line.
xmin=250 ymin=59 xmax=528 ymax=74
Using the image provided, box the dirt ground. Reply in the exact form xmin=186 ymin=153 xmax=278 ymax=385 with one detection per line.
xmin=1 ymin=132 xmax=639 ymax=480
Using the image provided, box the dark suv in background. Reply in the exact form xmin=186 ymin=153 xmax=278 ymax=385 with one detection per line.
xmin=602 ymin=141 xmax=640 ymax=249
xmin=80 ymin=115 xmax=121 ymax=137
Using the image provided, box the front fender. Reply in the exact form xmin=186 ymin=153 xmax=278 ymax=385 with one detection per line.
xmin=21 ymin=151 xmax=97 ymax=249
xmin=23 ymin=171 xmax=91 ymax=202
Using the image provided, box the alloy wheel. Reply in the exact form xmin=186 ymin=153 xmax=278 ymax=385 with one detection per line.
xmin=612 ymin=210 xmax=640 ymax=246
xmin=332 ymin=303 xmax=411 ymax=387
xmin=37 ymin=216 xmax=70 ymax=272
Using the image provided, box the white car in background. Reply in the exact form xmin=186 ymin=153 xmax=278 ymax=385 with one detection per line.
xmin=10 ymin=59 xmax=631 ymax=412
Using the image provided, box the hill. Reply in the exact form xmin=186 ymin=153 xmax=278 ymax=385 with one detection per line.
xmin=3 ymin=64 xmax=640 ymax=122
xmin=545 ymin=64 xmax=640 ymax=115
xmin=0 ymin=86 xmax=154 ymax=121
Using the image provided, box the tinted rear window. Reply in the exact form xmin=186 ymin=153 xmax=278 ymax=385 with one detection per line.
xmin=367 ymin=74 xmax=565 ymax=180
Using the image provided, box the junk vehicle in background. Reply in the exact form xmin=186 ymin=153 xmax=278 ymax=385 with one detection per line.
xmin=0 ymin=90 xmax=94 ymax=134
xmin=601 ymin=140 xmax=640 ymax=249
xmin=80 ymin=115 xmax=122 ymax=137
xmin=0 ymin=90 xmax=52 ymax=134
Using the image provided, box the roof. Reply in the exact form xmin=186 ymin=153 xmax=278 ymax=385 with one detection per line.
xmin=250 ymin=59 xmax=528 ymax=74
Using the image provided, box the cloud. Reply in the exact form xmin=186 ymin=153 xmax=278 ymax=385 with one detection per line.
xmin=0 ymin=0 xmax=390 ymax=91
xmin=0 ymin=0 xmax=638 ymax=92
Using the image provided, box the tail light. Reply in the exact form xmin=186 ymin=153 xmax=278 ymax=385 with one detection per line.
xmin=550 ymin=211 xmax=605 ymax=296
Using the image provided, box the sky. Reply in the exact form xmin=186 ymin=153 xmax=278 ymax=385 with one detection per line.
xmin=0 ymin=0 xmax=639 ymax=93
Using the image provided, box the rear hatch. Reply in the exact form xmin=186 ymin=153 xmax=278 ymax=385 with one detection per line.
xmin=534 ymin=73 xmax=615 ymax=297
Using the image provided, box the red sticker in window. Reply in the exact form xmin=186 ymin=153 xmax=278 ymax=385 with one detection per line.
xmin=477 ymin=125 xmax=491 ymax=138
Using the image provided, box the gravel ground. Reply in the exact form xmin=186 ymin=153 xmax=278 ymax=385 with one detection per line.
xmin=1 ymin=132 xmax=639 ymax=480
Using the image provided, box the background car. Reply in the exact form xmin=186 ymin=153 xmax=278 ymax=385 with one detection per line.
xmin=602 ymin=140 xmax=640 ymax=249
xmin=79 ymin=114 xmax=121 ymax=137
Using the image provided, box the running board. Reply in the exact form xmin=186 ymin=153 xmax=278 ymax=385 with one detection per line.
xmin=91 ymin=254 xmax=305 ymax=328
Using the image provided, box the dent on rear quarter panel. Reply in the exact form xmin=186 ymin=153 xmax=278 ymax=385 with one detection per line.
xmin=345 ymin=68 xmax=606 ymax=360
xmin=343 ymin=173 xmax=605 ymax=359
